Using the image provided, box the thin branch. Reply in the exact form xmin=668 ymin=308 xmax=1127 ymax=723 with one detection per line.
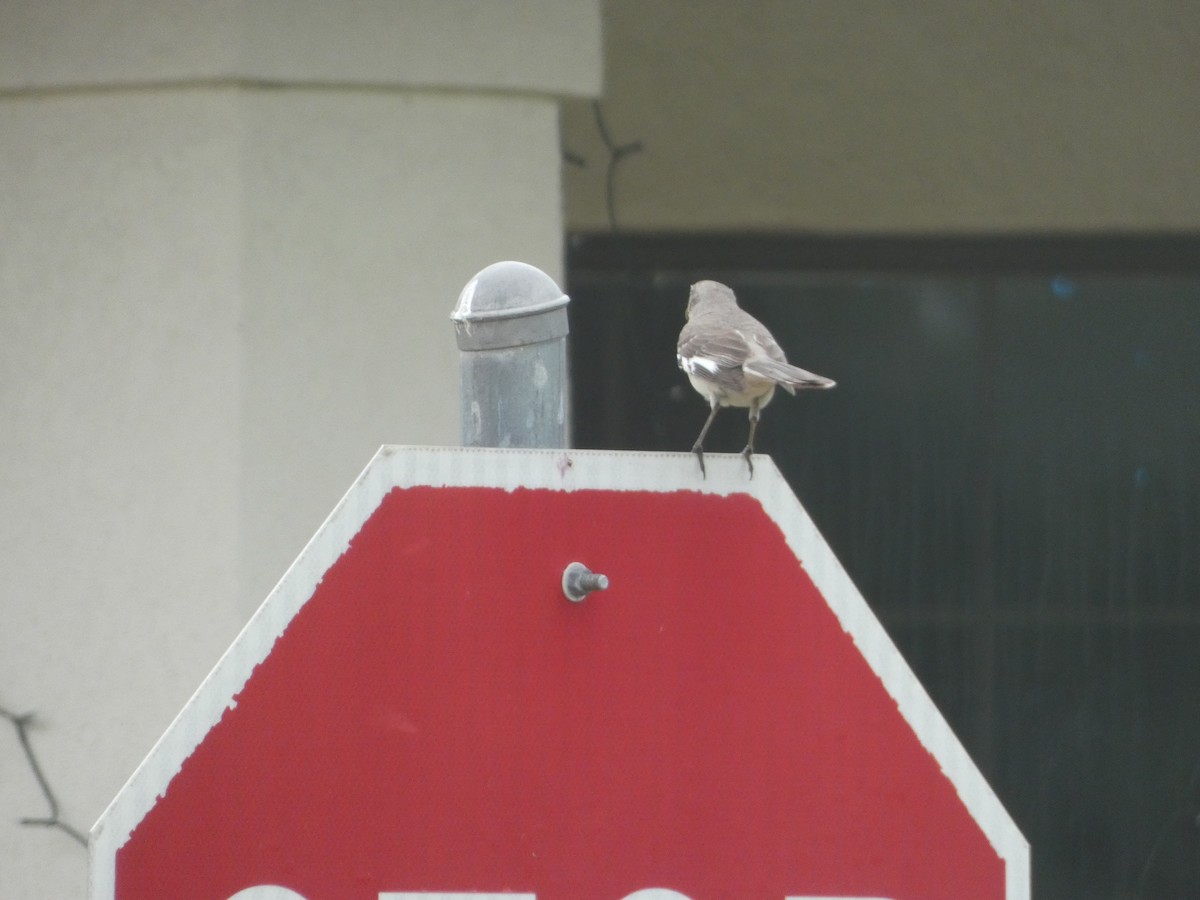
xmin=0 ymin=704 xmax=88 ymax=847
xmin=591 ymin=100 xmax=644 ymax=231
xmin=561 ymin=148 xmax=587 ymax=169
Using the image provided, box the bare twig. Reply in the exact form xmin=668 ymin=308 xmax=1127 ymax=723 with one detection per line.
xmin=561 ymin=148 xmax=587 ymax=169
xmin=560 ymin=101 xmax=644 ymax=231
xmin=0 ymin=704 xmax=87 ymax=847
xmin=591 ymin=100 xmax=644 ymax=231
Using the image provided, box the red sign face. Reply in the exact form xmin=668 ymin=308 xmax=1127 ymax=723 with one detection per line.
xmin=91 ymin=449 xmax=1027 ymax=900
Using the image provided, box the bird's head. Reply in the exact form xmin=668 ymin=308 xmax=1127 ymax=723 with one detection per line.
xmin=686 ymin=280 xmax=739 ymax=319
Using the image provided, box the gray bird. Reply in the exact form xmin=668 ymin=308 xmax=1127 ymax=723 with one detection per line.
xmin=677 ymin=280 xmax=835 ymax=476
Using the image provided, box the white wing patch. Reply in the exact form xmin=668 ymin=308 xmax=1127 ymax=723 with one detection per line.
xmin=679 ymin=355 xmax=721 ymax=375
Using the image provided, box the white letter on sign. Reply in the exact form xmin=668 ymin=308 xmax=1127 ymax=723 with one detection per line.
xmin=234 ymin=891 xmax=897 ymax=899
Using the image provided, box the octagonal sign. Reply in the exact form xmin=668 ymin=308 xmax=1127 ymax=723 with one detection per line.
xmin=90 ymin=446 xmax=1028 ymax=900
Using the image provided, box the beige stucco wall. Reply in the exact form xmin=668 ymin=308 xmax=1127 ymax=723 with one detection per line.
xmin=563 ymin=0 xmax=1200 ymax=231
xmin=0 ymin=3 xmax=600 ymax=898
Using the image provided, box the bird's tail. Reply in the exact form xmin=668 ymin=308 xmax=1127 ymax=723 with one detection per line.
xmin=744 ymin=359 xmax=836 ymax=394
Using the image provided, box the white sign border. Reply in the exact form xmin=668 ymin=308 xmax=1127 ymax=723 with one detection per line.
xmin=89 ymin=446 xmax=1030 ymax=900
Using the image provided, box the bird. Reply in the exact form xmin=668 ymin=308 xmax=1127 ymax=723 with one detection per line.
xmin=677 ymin=280 xmax=835 ymax=477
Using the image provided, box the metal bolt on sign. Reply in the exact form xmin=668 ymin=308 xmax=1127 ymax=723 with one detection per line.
xmin=562 ymin=562 xmax=610 ymax=602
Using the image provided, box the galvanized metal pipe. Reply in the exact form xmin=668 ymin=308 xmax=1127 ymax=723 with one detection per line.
xmin=452 ymin=261 xmax=571 ymax=449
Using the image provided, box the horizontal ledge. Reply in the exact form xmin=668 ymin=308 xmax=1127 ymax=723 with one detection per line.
xmin=0 ymin=77 xmax=586 ymax=103
xmin=568 ymin=230 xmax=1200 ymax=275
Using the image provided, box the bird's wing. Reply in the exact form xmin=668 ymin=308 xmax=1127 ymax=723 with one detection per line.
xmin=738 ymin=319 xmax=788 ymax=363
xmin=677 ymin=325 xmax=753 ymax=392
xmin=678 ymin=326 xmax=753 ymax=370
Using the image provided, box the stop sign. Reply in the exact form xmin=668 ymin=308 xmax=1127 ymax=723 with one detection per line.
xmin=90 ymin=447 xmax=1028 ymax=900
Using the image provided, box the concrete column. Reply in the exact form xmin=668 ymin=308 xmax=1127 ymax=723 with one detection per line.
xmin=0 ymin=4 xmax=601 ymax=897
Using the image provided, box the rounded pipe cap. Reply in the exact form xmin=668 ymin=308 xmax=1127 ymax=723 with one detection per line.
xmin=452 ymin=261 xmax=569 ymax=350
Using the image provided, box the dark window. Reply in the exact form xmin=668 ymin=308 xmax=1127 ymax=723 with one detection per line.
xmin=568 ymin=232 xmax=1200 ymax=899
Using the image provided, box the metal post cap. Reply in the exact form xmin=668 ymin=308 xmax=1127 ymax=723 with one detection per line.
xmin=452 ymin=261 xmax=570 ymax=351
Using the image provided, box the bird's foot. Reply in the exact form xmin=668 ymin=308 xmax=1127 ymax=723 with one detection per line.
xmin=691 ymin=443 xmax=707 ymax=478
xmin=741 ymin=445 xmax=755 ymax=478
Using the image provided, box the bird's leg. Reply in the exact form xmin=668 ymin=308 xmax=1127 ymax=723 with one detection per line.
xmin=691 ymin=402 xmax=720 ymax=478
xmin=741 ymin=401 xmax=760 ymax=478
